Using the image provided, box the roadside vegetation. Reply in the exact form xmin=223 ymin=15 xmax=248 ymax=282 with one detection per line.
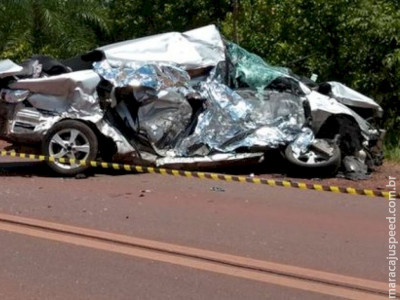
xmin=385 ymin=146 xmax=400 ymax=162
xmin=1 ymin=0 xmax=399 ymax=160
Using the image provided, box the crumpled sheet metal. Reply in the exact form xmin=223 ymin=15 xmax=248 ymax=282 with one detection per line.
xmin=93 ymin=60 xmax=190 ymax=91
xmin=0 ymin=59 xmax=23 ymax=78
xmin=98 ymin=25 xmax=226 ymax=70
xmin=154 ymin=152 xmax=264 ymax=168
xmin=289 ymin=127 xmax=315 ymax=156
xmin=176 ymin=82 xmax=252 ymax=155
xmin=0 ymin=89 xmax=30 ymax=103
xmin=10 ymin=70 xmax=100 ymax=97
xmin=140 ymin=89 xmax=192 ymax=152
xmin=94 ymin=60 xmax=194 ymax=154
xmin=235 ymin=89 xmax=306 ymax=126
xmin=6 ymin=103 xmax=105 ymax=144
xmin=226 ymin=42 xmax=289 ymax=91
xmin=94 ymin=60 xmax=307 ymax=157
xmin=92 ymin=26 xmax=380 ymax=161
xmin=3 ymin=69 xmax=106 ymax=143
xmin=328 ymin=81 xmax=383 ymax=113
xmin=177 ymin=82 xmax=306 ymax=155
xmin=217 ymin=90 xmax=307 ymax=153
xmin=95 ymin=118 xmax=135 ymax=155
xmin=10 ymin=69 xmax=104 ymax=119
xmin=7 ymin=106 xmax=62 ymax=143
xmin=114 ymin=88 xmax=193 ymax=155
xmin=306 ymin=90 xmax=371 ymax=137
xmin=7 ymin=104 xmax=117 ymax=148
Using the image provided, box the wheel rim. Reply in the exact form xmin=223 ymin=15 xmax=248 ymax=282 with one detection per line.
xmin=292 ymin=140 xmax=335 ymax=165
xmin=48 ymin=128 xmax=91 ymax=170
xmin=293 ymin=150 xmax=330 ymax=164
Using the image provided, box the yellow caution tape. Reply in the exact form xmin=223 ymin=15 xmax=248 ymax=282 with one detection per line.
xmin=0 ymin=150 xmax=395 ymax=199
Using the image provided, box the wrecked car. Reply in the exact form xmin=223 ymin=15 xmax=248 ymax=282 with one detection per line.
xmin=0 ymin=25 xmax=384 ymax=177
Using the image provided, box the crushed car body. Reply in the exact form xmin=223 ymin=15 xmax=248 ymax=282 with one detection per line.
xmin=0 ymin=25 xmax=384 ymax=177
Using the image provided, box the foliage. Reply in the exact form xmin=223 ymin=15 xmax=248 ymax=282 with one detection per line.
xmin=385 ymin=145 xmax=400 ymax=162
xmin=0 ymin=0 xmax=399 ymax=150
xmin=0 ymin=0 xmax=110 ymax=60
xmin=108 ymin=0 xmax=231 ymax=41
xmin=222 ymin=0 xmax=400 ymax=148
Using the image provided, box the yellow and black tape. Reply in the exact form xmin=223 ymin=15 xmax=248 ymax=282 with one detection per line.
xmin=0 ymin=150 xmax=396 ymax=199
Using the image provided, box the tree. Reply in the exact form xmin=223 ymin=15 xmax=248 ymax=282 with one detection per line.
xmin=0 ymin=0 xmax=110 ymax=60
xmin=222 ymin=0 xmax=400 ymax=147
xmin=0 ymin=0 xmax=398 ymax=147
xmin=108 ymin=0 xmax=231 ymax=42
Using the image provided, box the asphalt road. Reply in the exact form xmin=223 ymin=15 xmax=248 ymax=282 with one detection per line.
xmin=0 ymin=159 xmax=394 ymax=299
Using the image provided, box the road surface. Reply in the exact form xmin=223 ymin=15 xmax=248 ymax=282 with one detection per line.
xmin=0 ymin=159 xmax=394 ymax=299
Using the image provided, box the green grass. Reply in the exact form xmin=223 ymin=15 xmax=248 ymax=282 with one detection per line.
xmin=384 ymin=146 xmax=400 ymax=162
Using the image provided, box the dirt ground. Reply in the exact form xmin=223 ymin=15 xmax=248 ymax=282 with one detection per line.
xmin=260 ymin=161 xmax=400 ymax=192
xmin=0 ymin=140 xmax=398 ymax=192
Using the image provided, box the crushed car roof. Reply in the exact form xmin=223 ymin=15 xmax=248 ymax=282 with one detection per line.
xmin=0 ymin=25 xmax=384 ymax=178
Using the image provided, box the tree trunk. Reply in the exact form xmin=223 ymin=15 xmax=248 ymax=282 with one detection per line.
xmin=32 ymin=0 xmax=43 ymax=53
xmin=233 ymin=0 xmax=239 ymax=44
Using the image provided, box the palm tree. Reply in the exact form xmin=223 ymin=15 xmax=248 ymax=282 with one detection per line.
xmin=0 ymin=0 xmax=110 ymax=60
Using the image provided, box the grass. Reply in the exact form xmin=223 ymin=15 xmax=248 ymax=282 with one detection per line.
xmin=383 ymin=128 xmax=400 ymax=162
xmin=384 ymin=146 xmax=400 ymax=162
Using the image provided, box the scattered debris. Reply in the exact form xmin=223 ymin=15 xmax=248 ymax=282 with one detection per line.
xmin=211 ymin=186 xmax=226 ymax=192
xmin=342 ymin=156 xmax=370 ymax=180
xmin=75 ymin=173 xmax=88 ymax=180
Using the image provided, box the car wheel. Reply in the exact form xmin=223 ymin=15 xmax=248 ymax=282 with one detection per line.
xmin=284 ymin=139 xmax=341 ymax=177
xmin=42 ymin=120 xmax=98 ymax=176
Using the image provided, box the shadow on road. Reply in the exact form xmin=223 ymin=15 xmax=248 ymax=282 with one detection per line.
xmin=0 ymin=160 xmax=147 ymax=178
xmin=0 ymin=161 xmax=56 ymax=177
xmin=0 ymin=150 xmax=289 ymax=179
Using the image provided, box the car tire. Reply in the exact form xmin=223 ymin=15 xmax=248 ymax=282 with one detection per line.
xmin=284 ymin=139 xmax=341 ymax=177
xmin=42 ymin=120 xmax=98 ymax=176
